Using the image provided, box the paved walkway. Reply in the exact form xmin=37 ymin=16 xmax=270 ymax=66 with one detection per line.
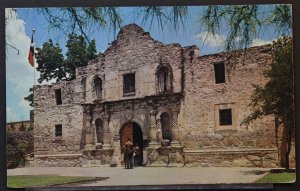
xmin=7 ymin=166 xmax=270 ymax=186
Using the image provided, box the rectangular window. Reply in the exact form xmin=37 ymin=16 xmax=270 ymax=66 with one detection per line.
xmin=55 ymin=89 xmax=62 ymax=105
xmin=214 ymin=63 xmax=225 ymax=83
xmin=55 ymin=124 xmax=62 ymax=137
xmin=123 ymin=73 xmax=135 ymax=95
xmin=219 ymin=109 xmax=232 ymax=126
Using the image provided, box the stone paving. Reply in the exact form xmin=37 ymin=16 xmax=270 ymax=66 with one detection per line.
xmin=7 ymin=166 xmax=271 ymax=186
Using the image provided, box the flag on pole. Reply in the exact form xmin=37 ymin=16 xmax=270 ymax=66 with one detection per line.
xmin=28 ymin=34 xmax=34 ymax=67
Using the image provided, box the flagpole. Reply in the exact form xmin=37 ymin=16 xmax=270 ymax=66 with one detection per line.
xmin=31 ymin=29 xmax=36 ymax=105
xmin=32 ymin=29 xmax=36 ymax=88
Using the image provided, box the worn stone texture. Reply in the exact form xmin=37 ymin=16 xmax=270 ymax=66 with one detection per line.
xmin=33 ymin=24 xmax=295 ymax=167
xmin=7 ymin=120 xmax=31 ymax=132
xmin=146 ymin=146 xmax=184 ymax=167
xmin=184 ymin=149 xmax=278 ymax=168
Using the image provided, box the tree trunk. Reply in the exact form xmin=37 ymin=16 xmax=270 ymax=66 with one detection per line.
xmin=275 ymin=117 xmax=279 ymax=163
xmin=280 ymin=126 xmax=287 ymax=167
xmin=283 ymin=120 xmax=293 ymax=170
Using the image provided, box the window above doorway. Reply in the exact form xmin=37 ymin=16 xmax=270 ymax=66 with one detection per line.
xmin=156 ymin=63 xmax=172 ymax=93
xmin=93 ymin=76 xmax=102 ymax=100
xmin=123 ymin=73 xmax=135 ymax=96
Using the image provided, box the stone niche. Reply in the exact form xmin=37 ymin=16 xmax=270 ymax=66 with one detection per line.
xmin=146 ymin=146 xmax=184 ymax=167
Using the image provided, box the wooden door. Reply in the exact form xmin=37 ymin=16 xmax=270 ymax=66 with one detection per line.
xmin=121 ymin=122 xmax=133 ymax=148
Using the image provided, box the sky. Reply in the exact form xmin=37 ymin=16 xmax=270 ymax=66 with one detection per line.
xmin=5 ymin=6 xmax=289 ymax=122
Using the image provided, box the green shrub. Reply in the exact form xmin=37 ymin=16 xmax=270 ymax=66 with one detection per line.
xmin=6 ymin=132 xmax=33 ymax=169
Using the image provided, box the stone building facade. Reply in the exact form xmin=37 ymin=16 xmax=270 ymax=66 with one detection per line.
xmin=33 ymin=24 xmax=294 ymax=167
xmin=7 ymin=120 xmax=32 ymax=132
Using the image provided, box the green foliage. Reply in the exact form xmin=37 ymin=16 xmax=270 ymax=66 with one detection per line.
xmin=36 ymin=34 xmax=97 ymax=83
xmin=65 ymin=34 xmax=97 ymax=80
xmin=6 ymin=132 xmax=34 ymax=169
xmin=24 ymin=88 xmax=33 ymax=107
xmin=244 ymin=37 xmax=293 ymax=122
xmin=7 ymin=175 xmax=104 ymax=188
xmin=243 ymin=37 xmax=294 ymax=169
xmin=256 ymin=172 xmax=295 ymax=183
xmin=36 ymin=39 xmax=65 ymax=83
xmin=14 ymin=6 xmax=292 ymax=52
xmin=199 ymin=5 xmax=291 ymax=51
xmin=6 ymin=133 xmax=24 ymax=169
xmin=37 ymin=7 xmax=122 ymax=39
xmin=137 ymin=7 xmax=188 ymax=30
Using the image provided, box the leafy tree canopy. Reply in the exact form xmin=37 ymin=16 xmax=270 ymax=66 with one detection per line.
xmin=243 ymin=36 xmax=294 ymax=169
xmin=36 ymin=34 xmax=97 ymax=83
xmin=31 ymin=5 xmax=291 ymax=51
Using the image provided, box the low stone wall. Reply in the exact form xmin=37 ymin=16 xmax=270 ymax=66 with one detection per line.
xmin=183 ymin=148 xmax=278 ymax=168
xmin=82 ymin=149 xmax=114 ymax=167
xmin=33 ymin=147 xmax=280 ymax=168
xmin=146 ymin=146 xmax=184 ymax=167
xmin=34 ymin=149 xmax=114 ymax=167
xmin=34 ymin=154 xmax=83 ymax=167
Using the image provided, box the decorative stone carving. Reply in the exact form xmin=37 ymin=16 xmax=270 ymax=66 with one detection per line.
xmin=102 ymin=114 xmax=111 ymax=149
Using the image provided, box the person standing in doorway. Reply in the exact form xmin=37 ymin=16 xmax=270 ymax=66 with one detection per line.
xmin=134 ymin=144 xmax=141 ymax=166
xmin=124 ymin=139 xmax=133 ymax=169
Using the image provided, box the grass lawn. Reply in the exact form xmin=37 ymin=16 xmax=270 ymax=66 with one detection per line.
xmin=256 ymin=172 xmax=296 ymax=183
xmin=8 ymin=175 xmax=107 ymax=188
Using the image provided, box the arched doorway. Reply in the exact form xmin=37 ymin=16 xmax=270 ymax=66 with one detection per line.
xmin=120 ymin=122 xmax=143 ymax=166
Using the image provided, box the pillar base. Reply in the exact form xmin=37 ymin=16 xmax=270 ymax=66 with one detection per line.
xmin=148 ymin=141 xmax=161 ymax=147
xmin=102 ymin=143 xmax=112 ymax=149
xmin=84 ymin=144 xmax=95 ymax=151
xmin=170 ymin=140 xmax=181 ymax=146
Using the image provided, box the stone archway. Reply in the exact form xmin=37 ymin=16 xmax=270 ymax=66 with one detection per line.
xmin=120 ymin=122 xmax=143 ymax=148
xmin=117 ymin=115 xmax=148 ymax=140
xmin=119 ymin=122 xmax=144 ymax=166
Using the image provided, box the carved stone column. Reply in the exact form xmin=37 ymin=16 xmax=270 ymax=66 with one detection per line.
xmin=102 ymin=114 xmax=111 ymax=149
xmin=170 ymin=108 xmax=180 ymax=146
xmin=110 ymin=135 xmax=121 ymax=167
xmin=84 ymin=105 xmax=95 ymax=150
xmin=148 ymin=109 xmax=160 ymax=147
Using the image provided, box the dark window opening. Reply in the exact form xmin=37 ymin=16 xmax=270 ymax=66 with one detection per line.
xmin=55 ymin=124 xmax=62 ymax=137
xmin=219 ymin=109 xmax=232 ymax=126
xmin=81 ymin=77 xmax=87 ymax=100
xmin=94 ymin=77 xmax=102 ymax=99
xmin=214 ymin=63 xmax=225 ymax=84
xmin=156 ymin=65 xmax=172 ymax=93
xmin=123 ymin=73 xmax=135 ymax=95
xmin=160 ymin=112 xmax=172 ymax=141
xmin=157 ymin=67 xmax=169 ymax=93
xmin=95 ymin=118 xmax=104 ymax=144
xmin=55 ymin=89 xmax=62 ymax=105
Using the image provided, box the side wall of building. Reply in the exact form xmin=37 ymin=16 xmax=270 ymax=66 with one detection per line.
xmin=179 ymin=46 xmax=279 ymax=167
xmin=34 ymin=81 xmax=84 ymax=156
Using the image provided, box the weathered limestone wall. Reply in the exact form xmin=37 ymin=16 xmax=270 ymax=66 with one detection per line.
xmin=146 ymin=146 xmax=184 ymax=167
xmin=33 ymin=24 xmax=294 ymax=168
xmin=6 ymin=120 xmax=31 ymax=132
xmin=174 ymin=46 xmax=281 ymax=167
xmin=34 ymin=81 xmax=83 ymax=155
xmin=178 ymin=45 xmax=276 ymax=150
xmin=76 ymin=24 xmax=183 ymax=104
xmin=184 ymin=149 xmax=278 ymax=168
xmin=34 ymin=154 xmax=83 ymax=167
